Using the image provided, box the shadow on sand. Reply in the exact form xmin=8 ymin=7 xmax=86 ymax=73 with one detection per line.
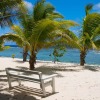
xmin=13 ymin=64 xmax=100 ymax=78
xmin=84 ymin=65 xmax=100 ymax=71
xmin=13 ymin=60 xmax=28 ymax=63
xmin=0 ymin=90 xmax=39 ymax=100
xmin=0 ymin=75 xmax=7 ymax=82
xmin=14 ymin=64 xmax=82 ymax=78
xmin=11 ymin=60 xmax=100 ymax=72
xmin=0 ymin=85 xmax=58 ymax=99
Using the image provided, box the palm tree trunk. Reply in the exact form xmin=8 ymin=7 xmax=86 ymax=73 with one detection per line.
xmin=29 ymin=52 xmax=36 ymax=70
xmin=23 ymin=51 xmax=28 ymax=61
xmin=80 ymin=51 xmax=86 ymax=66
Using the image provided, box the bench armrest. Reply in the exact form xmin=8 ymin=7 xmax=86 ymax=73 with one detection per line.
xmin=42 ymin=74 xmax=57 ymax=80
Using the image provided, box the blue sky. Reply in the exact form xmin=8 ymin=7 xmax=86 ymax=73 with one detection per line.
xmin=26 ymin=0 xmax=100 ymax=22
xmin=0 ymin=0 xmax=100 ymax=44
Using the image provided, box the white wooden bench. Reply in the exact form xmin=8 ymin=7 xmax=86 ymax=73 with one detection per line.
xmin=6 ymin=68 xmax=57 ymax=97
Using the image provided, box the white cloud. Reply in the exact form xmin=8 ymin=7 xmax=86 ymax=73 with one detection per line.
xmin=93 ymin=3 xmax=100 ymax=12
xmin=24 ymin=1 xmax=33 ymax=10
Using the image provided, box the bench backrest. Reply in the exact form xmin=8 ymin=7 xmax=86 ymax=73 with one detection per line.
xmin=6 ymin=68 xmax=42 ymax=80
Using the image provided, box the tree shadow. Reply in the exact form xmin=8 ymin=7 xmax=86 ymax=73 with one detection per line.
xmin=84 ymin=65 xmax=100 ymax=71
xmin=35 ymin=65 xmax=81 ymax=72
xmin=34 ymin=65 xmax=81 ymax=78
xmin=0 ymin=85 xmax=57 ymax=99
xmin=0 ymin=70 xmax=5 ymax=72
xmin=0 ymin=93 xmax=11 ymax=100
xmin=0 ymin=91 xmax=39 ymax=100
xmin=15 ymin=66 xmax=63 ymax=77
xmin=16 ymin=66 xmax=28 ymax=70
xmin=0 ymin=82 xmax=7 ymax=90
xmin=15 ymin=64 xmax=82 ymax=78
xmin=0 ymin=75 xmax=7 ymax=82
xmin=13 ymin=60 xmax=28 ymax=63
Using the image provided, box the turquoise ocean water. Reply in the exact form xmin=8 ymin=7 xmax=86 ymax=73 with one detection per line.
xmin=0 ymin=46 xmax=100 ymax=65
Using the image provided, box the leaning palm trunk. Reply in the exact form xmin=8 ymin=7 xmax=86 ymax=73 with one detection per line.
xmin=23 ymin=51 xmax=28 ymax=61
xmin=23 ymin=46 xmax=28 ymax=61
xmin=29 ymin=51 xmax=36 ymax=70
xmin=80 ymin=50 xmax=87 ymax=66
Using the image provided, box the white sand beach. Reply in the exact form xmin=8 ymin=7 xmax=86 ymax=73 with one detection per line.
xmin=0 ymin=57 xmax=100 ymax=100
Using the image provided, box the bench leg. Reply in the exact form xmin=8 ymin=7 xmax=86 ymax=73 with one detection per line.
xmin=18 ymin=79 xmax=21 ymax=86
xmin=41 ymin=81 xmax=46 ymax=97
xmin=17 ymin=72 xmax=21 ymax=86
xmin=51 ymin=77 xmax=55 ymax=93
xmin=7 ymin=76 xmax=12 ymax=88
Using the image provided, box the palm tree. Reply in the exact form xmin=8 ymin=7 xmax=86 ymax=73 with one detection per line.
xmin=79 ymin=4 xmax=94 ymax=66
xmin=61 ymin=4 xmax=100 ymax=66
xmin=0 ymin=0 xmax=77 ymax=70
xmin=66 ymin=4 xmax=100 ymax=66
xmin=78 ymin=4 xmax=100 ymax=66
xmin=79 ymin=13 xmax=100 ymax=66
xmin=14 ymin=0 xmax=64 ymax=61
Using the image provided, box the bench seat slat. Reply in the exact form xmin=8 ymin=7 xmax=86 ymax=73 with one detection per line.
xmin=9 ymin=73 xmax=41 ymax=82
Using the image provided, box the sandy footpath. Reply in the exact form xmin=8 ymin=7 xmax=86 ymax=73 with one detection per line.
xmin=0 ymin=57 xmax=100 ymax=100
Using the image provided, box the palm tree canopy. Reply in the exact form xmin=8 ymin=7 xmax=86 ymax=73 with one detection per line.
xmin=33 ymin=0 xmax=63 ymax=21
xmin=14 ymin=0 xmax=77 ymax=51
xmin=0 ymin=0 xmax=22 ymax=9
xmin=78 ymin=3 xmax=100 ymax=51
xmin=84 ymin=13 xmax=100 ymax=36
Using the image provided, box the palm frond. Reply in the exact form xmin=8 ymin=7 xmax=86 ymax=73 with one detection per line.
xmin=0 ymin=33 xmax=23 ymax=47
xmin=0 ymin=0 xmax=22 ymax=27
xmin=46 ymin=13 xmax=64 ymax=20
xmin=30 ymin=19 xmax=58 ymax=46
xmin=11 ymin=25 xmax=24 ymax=36
xmin=85 ymin=3 xmax=93 ymax=15
xmin=58 ymin=20 xmax=78 ymax=29
xmin=0 ymin=39 xmax=10 ymax=51
xmin=94 ymin=40 xmax=100 ymax=49
xmin=33 ymin=0 xmax=62 ymax=21
xmin=83 ymin=13 xmax=100 ymax=37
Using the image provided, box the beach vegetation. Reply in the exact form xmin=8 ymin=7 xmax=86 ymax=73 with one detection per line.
xmin=12 ymin=54 xmax=15 ymax=59
xmin=0 ymin=0 xmax=77 ymax=70
xmin=1 ymin=1 xmax=99 ymax=68
xmin=52 ymin=44 xmax=66 ymax=63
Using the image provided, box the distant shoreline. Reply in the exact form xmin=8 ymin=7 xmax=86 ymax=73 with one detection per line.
xmin=0 ymin=56 xmax=100 ymax=67
xmin=1 ymin=47 xmax=100 ymax=65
